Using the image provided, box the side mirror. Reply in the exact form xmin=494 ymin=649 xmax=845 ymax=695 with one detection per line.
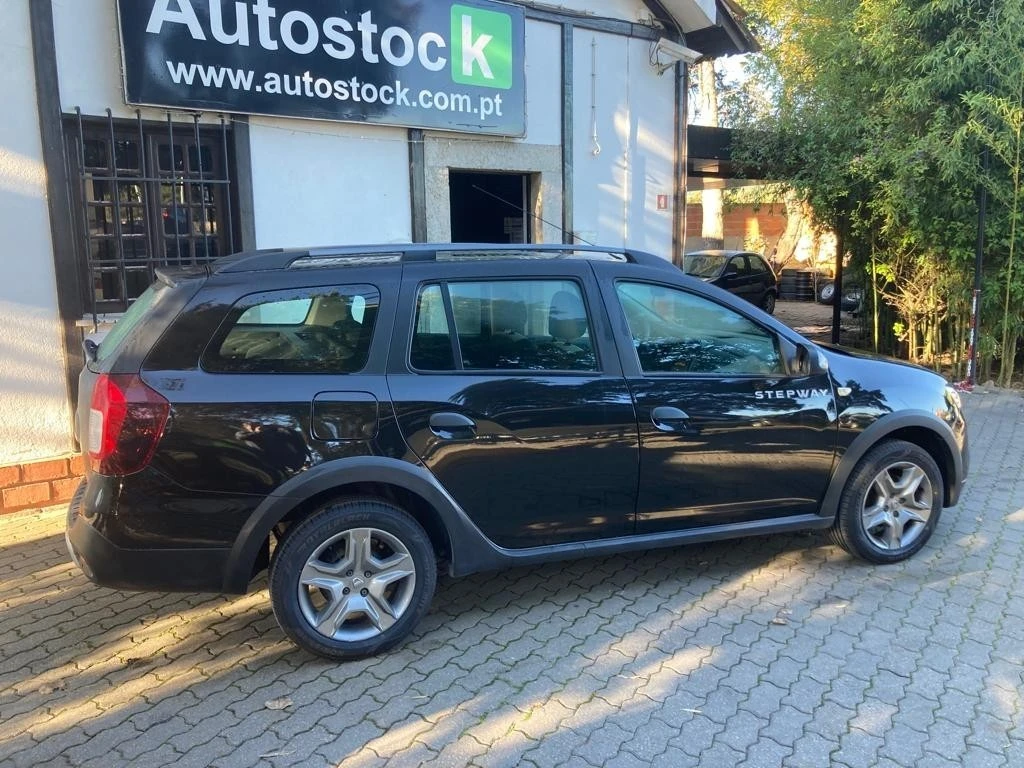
xmin=788 ymin=342 xmax=827 ymax=376
xmin=722 ymin=265 xmax=739 ymax=279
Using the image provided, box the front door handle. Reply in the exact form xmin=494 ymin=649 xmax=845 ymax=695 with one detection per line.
xmin=651 ymin=406 xmax=697 ymax=434
xmin=429 ymin=412 xmax=477 ymax=439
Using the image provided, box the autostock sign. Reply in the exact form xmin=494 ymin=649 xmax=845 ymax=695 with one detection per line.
xmin=117 ymin=1 xmax=526 ymax=136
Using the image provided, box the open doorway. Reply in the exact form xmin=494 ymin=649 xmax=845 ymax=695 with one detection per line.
xmin=449 ymin=171 xmax=531 ymax=243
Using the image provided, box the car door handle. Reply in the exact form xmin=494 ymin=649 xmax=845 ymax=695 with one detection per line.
xmin=651 ymin=406 xmax=698 ymax=434
xmin=429 ymin=412 xmax=477 ymax=439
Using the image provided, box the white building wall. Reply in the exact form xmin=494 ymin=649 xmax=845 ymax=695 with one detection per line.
xmin=52 ymin=0 xmax=220 ymax=123
xmin=526 ymin=0 xmax=651 ymax=22
xmin=0 ymin=2 xmax=74 ymax=464
xmin=249 ymin=119 xmax=412 ymax=248
xmin=521 ymin=19 xmax=562 ymax=147
xmin=571 ymin=31 xmax=676 ymax=257
xmin=624 ymin=36 xmax=676 ymax=257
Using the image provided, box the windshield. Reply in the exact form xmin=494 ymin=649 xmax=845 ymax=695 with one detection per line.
xmin=683 ymin=253 xmax=728 ymax=279
xmin=95 ymin=282 xmax=167 ymax=363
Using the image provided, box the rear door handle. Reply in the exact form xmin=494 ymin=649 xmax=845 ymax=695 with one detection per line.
xmin=429 ymin=412 xmax=477 ymax=439
xmin=651 ymin=406 xmax=697 ymax=434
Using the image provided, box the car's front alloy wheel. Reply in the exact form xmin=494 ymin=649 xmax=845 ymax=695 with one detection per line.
xmin=829 ymin=440 xmax=943 ymax=563
xmin=270 ymin=499 xmax=436 ymax=659
xmin=859 ymin=461 xmax=934 ymax=551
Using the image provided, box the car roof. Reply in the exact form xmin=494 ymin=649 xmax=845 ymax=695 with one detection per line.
xmin=684 ymin=250 xmax=753 ymax=258
xmin=209 ymin=243 xmax=680 ymax=274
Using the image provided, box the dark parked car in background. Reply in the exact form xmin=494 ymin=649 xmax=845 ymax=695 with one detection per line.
xmin=67 ymin=243 xmax=967 ymax=660
xmin=683 ymin=250 xmax=778 ymax=314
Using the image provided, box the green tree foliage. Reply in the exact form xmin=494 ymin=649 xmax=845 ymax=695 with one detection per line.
xmin=730 ymin=0 xmax=1024 ymax=383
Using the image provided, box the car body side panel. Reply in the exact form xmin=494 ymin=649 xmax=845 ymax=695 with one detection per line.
xmin=385 ymin=260 xmax=641 ymax=549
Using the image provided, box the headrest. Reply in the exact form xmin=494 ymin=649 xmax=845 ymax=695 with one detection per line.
xmin=548 ymin=291 xmax=588 ymax=342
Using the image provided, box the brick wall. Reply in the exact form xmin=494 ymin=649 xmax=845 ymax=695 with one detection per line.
xmin=685 ymin=203 xmax=788 ymax=252
xmin=1 ymin=455 xmax=84 ymax=515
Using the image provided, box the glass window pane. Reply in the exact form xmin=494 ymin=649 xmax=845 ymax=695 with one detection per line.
xmin=88 ymin=179 xmax=113 ymax=203
xmin=616 ymin=282 xmax=784 ymax=375
xmin=207 ymin=287 xmax=380 ymax=374
xmin=115 ymin=139 xmax=140 ymax=171
xmin=89 ymin=239 xmax=117 ymax=264
xmin=125 ymin=269 xmax=153 ymax=299
xmin=238 ymin=299 xmax=312 ymax=326
xmin=411 ymin=285 xmax=455 ymax=371
xmin=158 ymin=144 xmax=185 ymax=173
xmin=96 ymin=281 xmax=167 ymax=362
xmin=118 ymin=182 xmax=143 ymax=203
xmin=121 ymin=204 xmax=146 ymax=233
xmin=195 ymin=237 xmax=219 ymax=260
xmin=163 ymin=237 xmax=192 ymax=263
xmin=122 ymin=237 xmax=149 ymax=261
xmin=188 ymin=144 xmax=215 ymax=174
xmin=447 ymin=281 xmax=597 ymax=372
xmin=83 ymin=139 xmax=108 ymax=170
xmin=729 ymin=256 xmax=751 ymax=275
xmin=92 ymin=270 xmax=121 ymax=302
xmin=87 ymin=205 xmax=113 ymax=235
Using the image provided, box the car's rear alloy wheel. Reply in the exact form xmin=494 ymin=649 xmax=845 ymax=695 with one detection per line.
xmin=829 ymin=440 xmax=943 ymax=563
xmin=270 ymin=499 xmax=436 ymax=659
xmin=761 ymin=291 xmax=777 ymax=314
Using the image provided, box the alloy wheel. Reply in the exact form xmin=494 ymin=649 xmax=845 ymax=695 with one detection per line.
xmin=297 ymin=527 xmax=417 ymax=642
xmin=861 ymin=461 xmax=933 ymax=550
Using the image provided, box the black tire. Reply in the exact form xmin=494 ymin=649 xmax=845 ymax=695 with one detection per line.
xmin=760 ymin=291 xmax=777 ymax=314
xmin=269 ymin=498 xmax=437 ymax=660
xmin=818 ymin=281 xmax=836 ymax=304
xmin=829 ymin=440 xmax=943 ymax=564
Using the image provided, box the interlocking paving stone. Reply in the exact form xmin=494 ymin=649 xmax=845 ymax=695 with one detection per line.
xmin=1 ymin=390 xmax=1023 ymax=767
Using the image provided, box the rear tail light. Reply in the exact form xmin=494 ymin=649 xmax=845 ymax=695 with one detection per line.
xmin=88 ymin=374 xmax=170 ymax=476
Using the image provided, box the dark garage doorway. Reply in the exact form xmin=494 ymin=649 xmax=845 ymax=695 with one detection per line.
xmin=449 ymin=171 xmax=531 ymax=244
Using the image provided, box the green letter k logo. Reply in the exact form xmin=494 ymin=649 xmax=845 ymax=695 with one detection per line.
xmin=450 ymin=5 xmax=513 ymax=90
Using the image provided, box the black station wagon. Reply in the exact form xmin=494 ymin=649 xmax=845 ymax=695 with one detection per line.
xmin=67 ymin=244 xmax=968 ymax=659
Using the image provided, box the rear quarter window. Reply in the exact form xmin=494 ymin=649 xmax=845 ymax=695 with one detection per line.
xmin=202 ymin=285 xmax=380 ymax=374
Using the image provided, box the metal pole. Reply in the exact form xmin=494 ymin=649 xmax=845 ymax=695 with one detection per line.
xmin=965 ymin=144 xmax=989 ymax=389
xmin=831 ymin=211 xmax=845 ymax=345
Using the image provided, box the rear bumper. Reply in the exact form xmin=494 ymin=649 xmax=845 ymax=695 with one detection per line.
xmin=65 ymin=481 xmax=232 ymax=593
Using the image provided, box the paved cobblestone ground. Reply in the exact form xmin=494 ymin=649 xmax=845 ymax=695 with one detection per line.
xmin=1 ymin=392 xmax=1023 ymax=768
xmin=774 ymin=300 xmax=866 ymax=345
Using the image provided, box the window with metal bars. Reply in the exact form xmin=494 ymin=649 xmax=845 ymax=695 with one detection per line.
xmin=65 ymin=110 xmax=239 ymax=314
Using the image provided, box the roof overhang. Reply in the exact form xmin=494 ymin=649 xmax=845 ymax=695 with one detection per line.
xmin=644 ymin=0 xmax=760 ymax=58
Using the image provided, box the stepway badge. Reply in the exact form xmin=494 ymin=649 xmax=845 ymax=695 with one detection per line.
xmin=450 ymin=4 xmax=513 ymax=90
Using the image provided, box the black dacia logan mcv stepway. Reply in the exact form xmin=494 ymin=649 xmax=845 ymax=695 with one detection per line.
xmin=67 ymin=244 xmax=968 ymax=659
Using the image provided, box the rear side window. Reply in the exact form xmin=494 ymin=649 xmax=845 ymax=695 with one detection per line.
xmin=204 ymin=285 xmax=379 ymax=373
xmin=95 ymin=282 xmax=168 ymax=363
xmin=411 ymin=280 xmax=597 ymax=372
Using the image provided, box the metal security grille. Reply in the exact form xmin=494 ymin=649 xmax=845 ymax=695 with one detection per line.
xmin=66 ymin=109 xmax=237 ymax=314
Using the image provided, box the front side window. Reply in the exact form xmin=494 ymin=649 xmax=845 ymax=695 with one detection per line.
xmin=411 ymin=280 xmax=597 ymax=372
xmin=749 ymin=255 xmax=769 ymax=274
xmin=727 ymin=256 xmax=751 ymax=275
xmin=616 ymin=282 xmax=783 ymax=375
xmin=205 ymin=285 xmax=379 ymax=373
